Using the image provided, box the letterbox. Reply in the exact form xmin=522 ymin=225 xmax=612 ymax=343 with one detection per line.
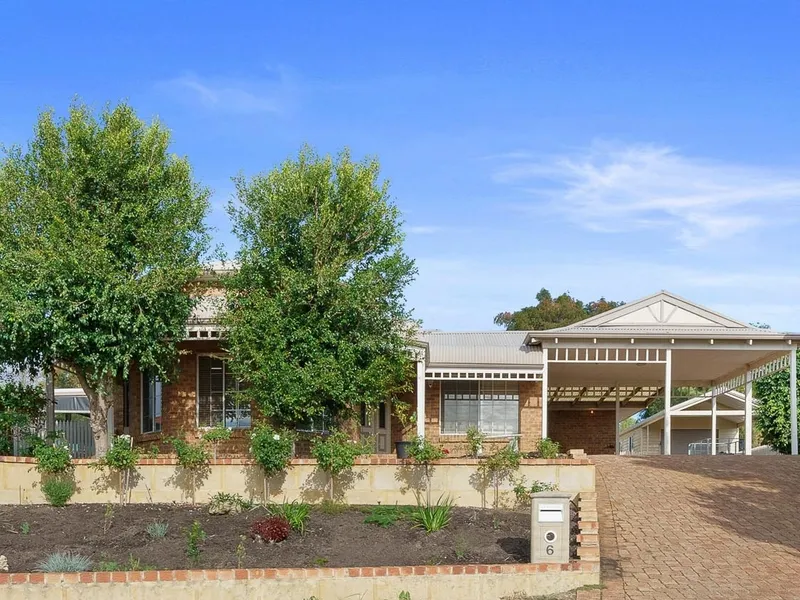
xmin=531 ymin=491 xmax=572 ymax=564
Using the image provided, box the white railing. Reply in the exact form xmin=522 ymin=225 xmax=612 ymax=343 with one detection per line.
xmin=687 ymin=438 xmax=743 ymax=455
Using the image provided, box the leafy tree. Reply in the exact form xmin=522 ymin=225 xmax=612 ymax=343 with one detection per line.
xmin=0 ymin=102 xmax=210 ymax=455
xmin=0 ymin=382 xmax=48 ymax=455
xmin=494 ymin=288 xmax=624 ymax=330
xmin=224 ymin=146 xmax=416 ymax=426
xmin=754 ymin=349 xmax=798 ymax=454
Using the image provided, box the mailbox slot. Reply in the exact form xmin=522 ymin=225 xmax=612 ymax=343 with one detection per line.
xmin=537 ymin=504 xmax=564 ymax=523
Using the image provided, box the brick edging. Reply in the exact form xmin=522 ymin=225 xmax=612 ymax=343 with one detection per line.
xmin=0 ymin=562 xmax=599 ymax=585
xmin=0 ymin=455 xmax=593 ymax=467
xmin=576 ymin=491 xmax=600 ymax=562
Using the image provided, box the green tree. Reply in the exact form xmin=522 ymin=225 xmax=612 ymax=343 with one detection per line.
xmin=224 ymin=146 xmax=416 ymax=426
xmin=0 ymin=102 xmax=210 ymax=455
xmin=494 ymin=288 xmax=624 ymax=330
xmin=754 ymin=349 xmax=798 ymax=454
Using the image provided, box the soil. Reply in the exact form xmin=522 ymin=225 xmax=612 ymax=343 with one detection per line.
xmin=0 ymin=504 xmax=543 ymax=572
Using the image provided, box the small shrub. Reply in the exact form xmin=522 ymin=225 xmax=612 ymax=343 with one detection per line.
xmin=94 ymin=435 xmax=140 ymax=505
xmin=20 ymin=521 xmax=30 ymax=535
xmin=311 ymin=430 xmax=372 ymax=500
xmin=407 ymin=436 xmax=446 ymax=506
xmin=250 ymin=516 xmax=290 ymax=543
xmin=454 ymin=536 xmax=469 ymax=560
xmin=410 ymin=495 xmax=454 ymax=533
xmin=209 ymin=491 xmax=255 ymax=514
xmin=250 ymin=424 xmax=295 ymax=501
xmin=363 ymin=504 xmax=413 ymax=528
xmin=479 ymin=446 xmax=522 ymax=509
xmin=268 ymin=499 xmax=310 ymax=533
xmin=202 ymin=425 xmax=232 ymax=459
xmin=96 ymin=554 xmax=156 ymax=571
xmin=168 ymin=436 xmax=210 ymax=505
xmin=41 ymin=478 xmax=74 ymax=506
xmin=465 ymin=426 xmax=486 ymax=457
xmin=512 ymin=476 xmax=558 ymax=507
xmin=36 ymin=551 xmax=92 ymax=572
xmin=312 ymin=556 xmax=329 ymax=567
xmin=399 ymin=593 xmax=412 ymax=600
xmin=236 ymin=535 xmax=247 ymax=568
xmin=537 ymin=437 xmax=561 ymax=459
xmin=146 ymin=521 xmax=169 ymax=539
xmin=34 ymin=443 xmax=72 ymax=475
xmin=103 ymin=502 xmax=114 ymax=535
xmin=317 ymin=499 xmax=348 ymax=515
xmin=185 ymin=520 xmax=207 ymax=563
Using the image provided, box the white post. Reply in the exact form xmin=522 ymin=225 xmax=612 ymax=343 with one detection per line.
xmin=745 ymin=370 xmax=753 ymax=455
xmin=791 ymin=349 xmax=798 ymax=456
xmin=416 ymin=357 xmax=426 ymax=438
xmin=542 ymin=348 xmax=549 ymax=440
xmin=711 ymin=394 xmax=717 ymax=456
xmin=664 ymin=348 xmax=672 ymax=455
xmin=615 ymin=385 xmax=621 ymax=455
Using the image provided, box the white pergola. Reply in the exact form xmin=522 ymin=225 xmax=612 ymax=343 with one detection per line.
xmin=526 ymin=291 xmax=800 ymax=456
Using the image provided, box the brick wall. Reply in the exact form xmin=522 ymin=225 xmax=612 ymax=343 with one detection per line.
xmin=548 ymin=410 xmax=616 ymax=455
xmin=421 ymin=380 xmax=543 ymax=454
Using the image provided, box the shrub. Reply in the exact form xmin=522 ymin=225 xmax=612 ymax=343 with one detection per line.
xmin=511 ymin=476 xmax=558 ymax=506
xmin=20 ymin=521 xmax=30 ymax=535
xmin=537 ymin=437 xmax=561 ymax=459
xmin=96 ymin=554 xmax=156 ymax=571
xmin=311 ymin=430 xmax=372 ymax=500
xmin=465 ymin=426 xmax=485 ymax=457
xmin=407 ymin=436 xmax=446 ymax=506
xmin=250 ymin=424 xmax=295 ymax=501
xmin=41 ymin=478 xmax=74 ymax=506
xmin=479 ymin=446 xmax=522 ymax=509
xmin=146 ymin=522 xmax=169 ymax=539
xmin=36 ymin=551 xmax=92 ymax=572
xmin=0 ymin=382 xmax=48 ymax=455
xmin=34 ymin=442 xmax=72 ymax=475
xmin=410 ymin=495 xmax=454 ymax=533
xmin=168 ymin=436 xmax=210 ymax=505
xmin=251 ymin=516 xmax=291 ymax=543
xmin=202 ymin=425 xmax=232 ymax=459
xmin=185 ymin=521 xmax=207 ymax=562
xmin=363 ymin=504 xmax=413 ymax=528
xmin=209 ymin=491 xmax=255 ymax=514
xmin=94 ymin=435 xmax=140 ymax=505
xmin=269 ymin=499 xmax=310 ymax=533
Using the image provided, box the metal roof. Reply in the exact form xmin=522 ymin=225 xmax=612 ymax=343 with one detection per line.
xmin=53 ymin=389 xmax=89 ymax=413
xmin=526 ymin=290 xmax=799 ymax=342
xmin=417 ymin=331 xmax=542 ymax=367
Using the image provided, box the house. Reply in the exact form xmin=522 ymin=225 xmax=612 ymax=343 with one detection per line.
xmin=618 ymin=390 xmax=749 ymax=455
xmin=112 ymin=275 xmax=800 ymax=457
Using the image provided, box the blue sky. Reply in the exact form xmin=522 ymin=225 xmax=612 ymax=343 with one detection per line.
xmin=2 ymin=1 xmax=800 ymax=331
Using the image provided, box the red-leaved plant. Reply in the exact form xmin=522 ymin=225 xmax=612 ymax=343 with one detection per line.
xmin=250 ymin=516 xmax=290 ymax=543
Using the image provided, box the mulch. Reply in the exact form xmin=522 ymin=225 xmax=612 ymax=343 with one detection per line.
xmin=0 ymin=503 xmax=536 ymax=572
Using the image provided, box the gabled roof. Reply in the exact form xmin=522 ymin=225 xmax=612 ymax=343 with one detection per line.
xmin=526 ymin=290 xmax=793 ymax=341
xmin=620 ymin=390 xmax=750 ymax=434
xmin=417 ymin=331 xmax=542 ymax=367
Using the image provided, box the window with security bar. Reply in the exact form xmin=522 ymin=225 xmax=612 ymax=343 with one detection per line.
xmin=197 ymin=356 xmax=251 ymax=429
xmin=441 ymin=381 xmax=520 ymax=436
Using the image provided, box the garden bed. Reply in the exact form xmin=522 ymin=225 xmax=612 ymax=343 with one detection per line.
xmin=0 ymin=503 xmax=575 ymax=573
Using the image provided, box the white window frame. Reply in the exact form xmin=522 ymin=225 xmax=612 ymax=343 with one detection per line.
xmin=439 ymin=380 xmax=520 ymax=437
xmin=195 ymin=353 xmax=251 ymax=429
xmin=141 ymin=371 xmax=162 ymax=435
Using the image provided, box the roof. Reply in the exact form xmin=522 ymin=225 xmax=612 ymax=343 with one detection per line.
xmin=53 ymin=388 xmax=89 ymax=413
xmin=526 ymin=290 xmax=798 ymax=342
xmin=417 ymin=331 xmax=542 ymax=367
xmin=620 ymin=390 xmax=750 ymax=434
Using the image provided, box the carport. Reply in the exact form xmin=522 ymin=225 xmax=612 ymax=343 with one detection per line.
xmin=526 ymin=291 xmax=800 ymax=455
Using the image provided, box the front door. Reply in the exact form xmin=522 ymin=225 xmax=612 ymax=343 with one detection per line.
xmin=360 ymin=401 xmax=392 ymax=453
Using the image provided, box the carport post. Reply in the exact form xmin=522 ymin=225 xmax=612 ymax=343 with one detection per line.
xmin=791 ymin=349 xmax=797 ymax=456
xmin=615 ymin=385 xmax=620 ymax=455
xmin=710 ymin=394 xmax=717 ymax=456
xmin=416 ymin=357 xmax=426 ymax=438
xmin=745 ymin=370 xmax=753 ymax=455
xmin=542 ymin=348 xmax=549 ymax=439
xmin=664 ymin=349 xmax=672 ymax=455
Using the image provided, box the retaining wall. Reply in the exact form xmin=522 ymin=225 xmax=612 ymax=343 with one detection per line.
xmin=0 ymin=456 xmax=594 ymax=507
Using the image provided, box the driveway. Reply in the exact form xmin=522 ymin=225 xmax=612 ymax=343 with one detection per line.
xmin=589 ymin=455 xmax=800 ymax=600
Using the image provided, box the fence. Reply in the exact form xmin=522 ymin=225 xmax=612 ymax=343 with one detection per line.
xmin=687 ymin=438 xmax=743 ymax=455
xmin=13 ymin=418 xmax=95 ymax=458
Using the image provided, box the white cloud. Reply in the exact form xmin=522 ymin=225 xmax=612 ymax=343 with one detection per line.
xmin=407 ymin=225 xmax=443 ymax=235
xmin=492 ymin=142 xmax=800 ymax=248
xmin=159 ymin=69 xmax=294 ymax=114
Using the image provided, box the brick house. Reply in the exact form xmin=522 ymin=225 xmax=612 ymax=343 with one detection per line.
xmin=111 ymin=277 xmax=800 ymax=458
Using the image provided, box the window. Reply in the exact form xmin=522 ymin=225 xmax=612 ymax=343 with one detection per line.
xmin=197 ymin=356 xmax=251 ymax=429
xmin=441 ymin=381 xmax=519 ymax=436
xmin=142 ymin=372 xmax=162 ymax=434
xmin=297 ymin=409 xmax=332 ymax=434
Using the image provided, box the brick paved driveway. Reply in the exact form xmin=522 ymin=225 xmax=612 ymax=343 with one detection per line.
xmin=589 ymin=455 xmax=800 ymax=600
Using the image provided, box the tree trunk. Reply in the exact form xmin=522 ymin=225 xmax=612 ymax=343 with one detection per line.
xmin=75 ymin=370 xmax=114 ymax=457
